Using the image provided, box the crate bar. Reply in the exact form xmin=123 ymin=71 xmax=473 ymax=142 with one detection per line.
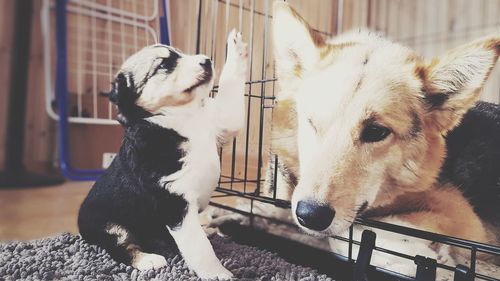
xmin=218 ymin=180 xmax=246 ymax=184
xmin=335 ymin=235 xmax=462 ymax=276
xmin=213 ymin=78 xmax=278 ymax=89
xmin=356 ymin=219 xmax=500 ymax=256
xmin=195 ymin=0 xmax=202 ymax=54
xmin=209 ymin=201 xmax=294 ymax=226
xmin=215 ymin=187 xmax=291 ymax=208
xmin=476 ymin=272 xmax=499 ymax=281
xmin=348 ymin=224 xmax=354 ymax=262
xmin=255 ymin=0 xmax=269 ymax=195
xmin=335 ymin=234 xmax=417 ymax=262
xmin=242 ymin=0 xmax=255 ymax=193
xmin=229 ymin=141 xmax=237 ymax=190
xmin=213 ymin=188 xmax=500 ymax=258
xmin=220 ymin=174 xmax=246 ymax=181
xmin=218 ymin=179 xmax=264 ymax=184
xmin=210 ymin=201 xmax=495 ymax=281
xmin=222 ymin=0 xmax=238 ymax=191
xmin=228 ymin=0 xmax=245 ymax=191
xmin=272 ymin=154 xmax=278 ymax=200
xmin=211 ymin=197 xmax=499 ymax=280
xmin=470 ymin=247 xmax=477 ymax=275
xmin=211 ymin=194 xmax=234 ymax=198
xmin=229 ymin=0 xmax=244 ymax=190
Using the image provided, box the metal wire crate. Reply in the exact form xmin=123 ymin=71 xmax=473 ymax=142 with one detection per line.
xmin=45 ymin=0 xmax=500 ymax=280
xmin=202 ymin=0 xmax=500 ymax=280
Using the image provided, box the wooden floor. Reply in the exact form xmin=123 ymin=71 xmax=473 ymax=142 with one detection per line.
xmin=0 ymin=181 xmax=92 ymax=241
xmin=0 ymin=181 xmax=241 ymax=242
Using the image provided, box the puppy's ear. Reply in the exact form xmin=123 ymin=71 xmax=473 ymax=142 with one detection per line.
xmin=272 ymin=2 xmax=324 ymax=85
xmin=103 ymin=88 xmax=119 ymax=104
xmin=114 ymin=73 xmax=134 ymax=102
xmin=422 ymin=36 xmax=500 ymax=133
xmin=109 ymin=72 xmax=136 ymax=125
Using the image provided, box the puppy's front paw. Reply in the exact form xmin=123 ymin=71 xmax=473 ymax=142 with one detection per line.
xmin=197 ymin=266 xmax=233 ymax=280
xmin=226 ymin=29 xmax=248 ymax=74
xmin=132 ymin=252 xmax=167 ymax=271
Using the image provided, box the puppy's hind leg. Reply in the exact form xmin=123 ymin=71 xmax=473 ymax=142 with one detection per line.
xmin=168 ymin=205 xmax=233 ymax=279
xmin=102 ymin=223 xmax=167 ymax=271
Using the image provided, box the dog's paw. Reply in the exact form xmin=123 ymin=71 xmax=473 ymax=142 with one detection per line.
xmin=203 ymin=225 xmax=220 ymax=238
xmin=196 ymin=266 xmax=233 ymax=280
xmin=202 ymin=207 xmax=247 ymax=238
xmin=209 ymin=213 xmax=248 ymax=228
xmin=226 ymin=29 xmax=248 ymax=73
xmin=132 ymin=252 xmax=167 ymax=271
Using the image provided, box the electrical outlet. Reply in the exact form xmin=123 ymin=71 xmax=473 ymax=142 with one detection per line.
xmin=102 ymin=153 xmax=117 ymax=169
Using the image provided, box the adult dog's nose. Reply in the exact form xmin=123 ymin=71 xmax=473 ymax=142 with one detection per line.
xmin=296 ymin=200 xmax=335 ymax=231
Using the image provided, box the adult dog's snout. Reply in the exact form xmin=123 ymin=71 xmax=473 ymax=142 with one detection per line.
xmin=296 ymin=200 xmax=335 ymax=231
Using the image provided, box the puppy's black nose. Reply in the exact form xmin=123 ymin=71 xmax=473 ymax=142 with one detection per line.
xmin=200 ymin=58 xmax=212 ymax=70
xmin=296 ymin=200 xmax=335 ymax=231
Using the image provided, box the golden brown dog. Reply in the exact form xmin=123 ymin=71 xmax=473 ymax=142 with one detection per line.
xmin=268 ymin=2 xmax=500 ymax=278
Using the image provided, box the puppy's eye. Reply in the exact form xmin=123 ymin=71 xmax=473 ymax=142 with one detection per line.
xmin=361 ymin=124 xmax=391 ymax=143
xmin=159 ymin=57 xmax=176 ymax=70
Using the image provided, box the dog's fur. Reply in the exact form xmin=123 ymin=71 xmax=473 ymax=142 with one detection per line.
xmin=268 ymin=2 xmax=500 ymax=277
xmin=78 ymin=30 xmax=248 ymax=279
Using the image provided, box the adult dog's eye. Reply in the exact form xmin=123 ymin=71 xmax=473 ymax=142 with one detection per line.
xmin=361 ymin=124 xmax=391 ymax=143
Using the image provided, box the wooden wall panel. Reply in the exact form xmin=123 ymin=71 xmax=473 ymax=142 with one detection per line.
xmin=1 ymin=0 xmax=497 ymax=173
xmin=0 ymin=0 xmax=15 ymax=170
xmin=24 ymin=0 xmax=57 ymax=170
xmin=343 ymin=0 xmax=499 ymax=102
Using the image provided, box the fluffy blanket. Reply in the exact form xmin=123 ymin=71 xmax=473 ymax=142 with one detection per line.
xmin=0 ymin=233 xmax=333 ymax=281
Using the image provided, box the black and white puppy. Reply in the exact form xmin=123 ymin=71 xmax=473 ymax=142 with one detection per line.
xmin=78 ymin=30 xmax=248 ymax=279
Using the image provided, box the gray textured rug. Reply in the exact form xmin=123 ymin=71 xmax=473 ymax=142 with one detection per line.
xmin=0 ymin=233 xmax=333 ymax=281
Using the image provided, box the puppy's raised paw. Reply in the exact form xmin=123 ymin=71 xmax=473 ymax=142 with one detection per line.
xmin=226 ymin=29 xmax=248 ymax=73
xmin=132 ymin=252 xmax=167 ymax=271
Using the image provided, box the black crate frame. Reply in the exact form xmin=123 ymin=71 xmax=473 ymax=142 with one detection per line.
xmin=202 ymin=1 xmax=500 ymax=281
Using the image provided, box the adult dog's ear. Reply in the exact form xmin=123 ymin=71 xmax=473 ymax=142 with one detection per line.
xmin=422 ymin=36 xmax=500 ymax=133
xmin=272 ymin=2 xmax=324 ymax=86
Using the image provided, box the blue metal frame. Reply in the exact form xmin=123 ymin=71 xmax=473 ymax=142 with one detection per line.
xmin=55 ymin=0 xmax=170 ymax=180
xmin=55 ymin=0 xmax=102 ymax=180
xmin=160 ymin=0 xmax=170 ymax=45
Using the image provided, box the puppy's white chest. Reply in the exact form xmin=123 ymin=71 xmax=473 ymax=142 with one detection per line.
xmin=160 ymin=111 xmax=220 ymax=209
xmin=183 ymin=137 xmax=220 ymax=209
